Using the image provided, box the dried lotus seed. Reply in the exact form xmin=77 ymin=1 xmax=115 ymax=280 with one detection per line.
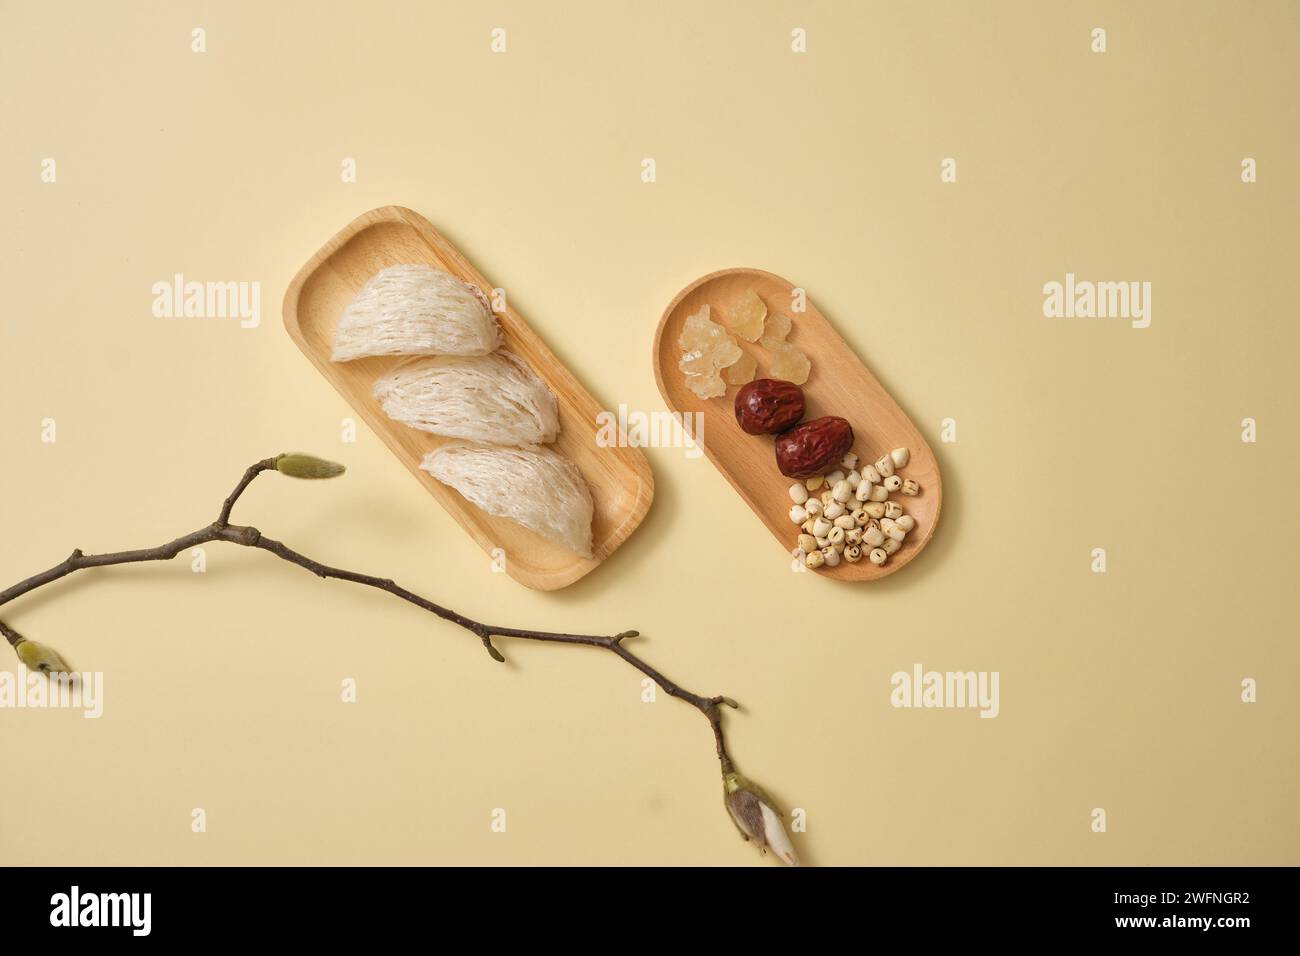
xmin=895 ymin=515 xmax=915 ymax=532
xmin=864 ymin=501 xmax=886 ymax=518
xmin=831 ymin=480 xmax=853 ymax=503
xmin=869 ymin=485 xmax=889 ymax=502
xmin=882 ymin=537 xmax=902 ymax=555
xmin=828 ymin=527 xmax=846 ymax=545
xmin=901 ymin=478 xmax=920 ymax=496
xmin=821 ymin=546 xmax=841 ymax=567
xmin=789 ymin=505 xmax=808 ymax=524
xmin=834 ymin=515 xmax=856 ymax=531
xmin=884 ymin=475 xmax=902 ymax=492
xmin=798 ymin=534 xmax=817 ymax=552
xmin=824 ymin=502 xmax=845 ymax=519
xmin=874 ymin=455 xmax=894 ymax=478
xmin=789 ymin=483 xmax=808 ymax=504
xmin=805 ymin=549 xmax=825 ymax=569
xmin=844 ymin=545 xmax=863 ymax=563
xmin=805 ymin=475 xmax=824 ymax=491
xmin=890 ymin=447 xmax=910 ymax=468
xmin=868 ymin=548 xmax=888 ymax=566
xmin=841 ymin=452 xmax=859 ymax=470
xmin=884 ymin=501 xmax=903 ymax=519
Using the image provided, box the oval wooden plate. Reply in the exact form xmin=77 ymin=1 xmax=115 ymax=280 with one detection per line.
xmin=653 ymin=268 xmax=941 ymax=581
xmin=283 ymin=205 xmax=654 ymax=591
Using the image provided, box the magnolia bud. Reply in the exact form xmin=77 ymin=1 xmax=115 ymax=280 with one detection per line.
xmin=722 ymin=771 xmax=799 ymax=866
xmin=15 ymin=639 xmax=74 ymax=675
xmin=276 ymin=454 xmax=346 ymax=479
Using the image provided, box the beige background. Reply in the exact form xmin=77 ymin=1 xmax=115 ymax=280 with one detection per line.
xmin=2 ymin=0 xmax=1297 ymax=866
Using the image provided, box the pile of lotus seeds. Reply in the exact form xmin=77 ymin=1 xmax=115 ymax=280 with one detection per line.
xmin=787 ymin=447 xmax=921 ymax=570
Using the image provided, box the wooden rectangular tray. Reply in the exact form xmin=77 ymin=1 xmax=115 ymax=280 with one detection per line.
xmin=283 ymin=205 xmax=654 ymax=590
xmin=653 ymin=268 xmax=941 ymax=581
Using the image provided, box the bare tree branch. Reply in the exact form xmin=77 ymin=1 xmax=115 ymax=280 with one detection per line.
xmin=0 ymin=455 xmax=737 ymax=774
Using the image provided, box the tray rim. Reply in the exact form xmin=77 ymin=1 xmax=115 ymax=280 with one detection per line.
xmin=282 ymin=204 xmax=655 ymax=591
xmin=652 ymin=266 xmax=942 ymax=582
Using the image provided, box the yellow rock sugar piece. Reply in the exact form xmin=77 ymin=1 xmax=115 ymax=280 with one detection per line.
xmin=727 ymin=289 xmax=767 ymax=342
xmin=724 ymin=351 xmax=758 ymax=385
xmin=768 ymin=342 xmax=811 ymax=385
xmin=679 ymin=304 xmax=728 ymax=352
xmin=760 ymin=312 xmax=791 ymax=348
xmin=679 ymin=349 xmax=712 ymax=376
xmin=678 ymin=303 xmax=746 ymax=398
xmin=712 ymin=336 xmax=743 ymax=369
xmin=686 ymin=371 xmax=727 ymax=399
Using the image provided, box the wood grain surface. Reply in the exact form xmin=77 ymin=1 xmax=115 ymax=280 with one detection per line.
xmin=653 ymin=268 xmax=940 ymax=581
xmin=283 ymin=206 xmax=654 ymax=590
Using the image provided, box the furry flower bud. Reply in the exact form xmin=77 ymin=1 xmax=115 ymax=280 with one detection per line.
xmin=15 ymin=639 xmax=74 ymax=675
xmin=276 ymin=454 xmax=346 ymax=479
xmin=722 ymin=771 xmax=799 ymax=866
